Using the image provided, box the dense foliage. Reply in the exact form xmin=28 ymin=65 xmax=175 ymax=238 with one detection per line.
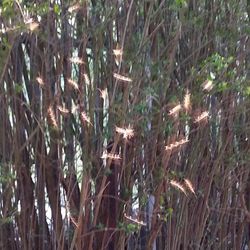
xmin=1 ymin=0 xmax=250 ymax=249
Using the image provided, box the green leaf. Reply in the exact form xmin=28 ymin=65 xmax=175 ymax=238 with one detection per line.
xmin=14 ymin=83 xmax=23 ymax=94
xmin=175 ymin=0 xmax=187 ymax=8
xmin=53 ymin=4 xmax=60 ymax=15
xmin=244 ymin=86 xmax=250 ymax=96
xmin=167 ymin=207 xmax=173 ymax=217
xmin=217 ymin=82 xmax=229 ymax=92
